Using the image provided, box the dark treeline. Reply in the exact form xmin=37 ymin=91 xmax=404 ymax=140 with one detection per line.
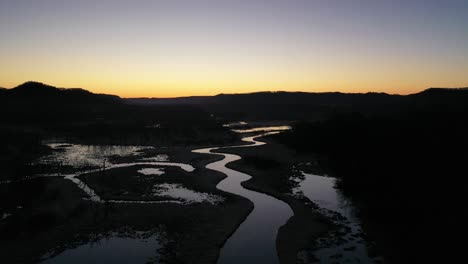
xmin=129 ymin=91 xmax=402 ymax=121
xmin=0 ymin=129 xmax=47 ymax=182
xmin=129 ymin=87 xmax=468 ymax=121
xmin=0 ymin=82 xmax=236 ymax=182
xmin=274 ymin=101 xmax=468 ymax=262
xmin=0 ymin=82 xmax=236 ymax=146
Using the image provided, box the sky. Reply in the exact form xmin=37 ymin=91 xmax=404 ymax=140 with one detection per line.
xmin=0 ymin=0 xmax=467 ymax=97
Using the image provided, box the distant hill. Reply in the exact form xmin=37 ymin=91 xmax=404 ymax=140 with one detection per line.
xmin=0 ymin=82 xmax=122 ymax=125
xmin=128 ymin=88 xmax=468 ymax=106
xmin=3 ymin=81 xmax=120 ymax=104
xmin=127 ymin=91 xmax=399 ymax=105
xmin=2 ymin=81 xmax=467 ymax=122
xmin=127 ymin=88 xmax=468 ymax=120
xmin=408 ymin=87 xmax=468 ymax=106
xmin=0 ymin=82 xmax=237 ymax=145
xmin=127 ymin=96 xmax=213 ymax=105
xmin=1 ymin=81 xmax=467 ymax=145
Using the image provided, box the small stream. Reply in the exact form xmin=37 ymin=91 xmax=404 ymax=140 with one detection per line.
xmin=193 ymin=133 xmax=293 ymax=264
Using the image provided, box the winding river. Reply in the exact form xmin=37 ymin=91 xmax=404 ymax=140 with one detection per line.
xmin=193 ymin=133 xmax=293 ymax=264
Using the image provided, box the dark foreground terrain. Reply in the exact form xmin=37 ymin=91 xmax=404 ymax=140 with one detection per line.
xmin=1 ymin=82 xmax=467 ymax=263
xmin=273 ymin=104 xmax=468 ymax=263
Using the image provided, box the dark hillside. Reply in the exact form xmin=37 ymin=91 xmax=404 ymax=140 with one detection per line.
xmin=128 ymin=88 xmax=468 ymax=121
xmin=274 ymin=102 xmax=468 ymax=262
xmin=0 ymin=82 xmax=235 ymax=146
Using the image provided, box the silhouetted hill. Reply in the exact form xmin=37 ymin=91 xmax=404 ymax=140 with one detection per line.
xmin=0 ymin=82 xmax=235 ymax=145
xmin=128 ymin=96 xmax=213 ymax=105
xmin=4 ymin=82 xmax=468 ymax=123
xmin=0 ymin=82 xmax=122 ymax=125
xmin=128 ymin=91 xmax=400 ymax=106
xmin=5 ymin=81 xmax=120 ymax=104
xmin=127 ymin=88 xmax=468 ymax=120
xmin=273 ymin=91 xmax=468 ymax=263
xmin=406 ymin=87 xmax=468 ymax=107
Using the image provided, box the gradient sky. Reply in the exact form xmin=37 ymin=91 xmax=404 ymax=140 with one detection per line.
xmin=1 ymin=0 xmax=467 ymax=97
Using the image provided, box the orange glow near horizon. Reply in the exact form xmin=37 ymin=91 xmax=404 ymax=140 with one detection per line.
xmin=2 ymin=77 xmax=468 ymax=98
xmin=1 ymin=1 xmax=467 ymax=98
xmin=2 ymin=47 xmax=467 ymax=97
xmin=2 ymin=67 xmax=467 ymax=98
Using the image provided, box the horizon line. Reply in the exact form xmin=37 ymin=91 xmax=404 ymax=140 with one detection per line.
xmin=2 ymin=80 xmax=468 ymax=99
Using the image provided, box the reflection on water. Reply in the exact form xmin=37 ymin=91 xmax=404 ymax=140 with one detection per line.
xmin=193 ymin=133 xmax=293 ymax=264
xmin=292 ymin=171 xmax=383 ymax=263
xmin=37 ymin=144 xmax=151 ymax=169
xmin=293 ymin=172 xmax=353 ymax=217
xmin=41 ymin=231 xmax=163 ymax=264
xmin=110 ymin=162 xmax=194 ymax=173
xmin=64 ymin=174 xmax=103 ymax=202
xmin=138 ymin=168 xmax=165 ymax=176
xmin=223 ymin=121 xmax=248 ymax=128
xmin=138 ymin=155 xmax=169 ymax=162
xmin=1 ymin=213 xmax=11 ymax=221
xmin=32 ymin=143 xmax=208 ymax=205
xmin=148 ymin=183 xmax=224 ymax=204
xmin=232 ymin=126 xmax=291 ymax=133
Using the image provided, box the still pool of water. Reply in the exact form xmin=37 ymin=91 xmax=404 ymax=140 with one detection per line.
xmin=293 ymin=172 xmax=383 ymax=263
xmin=148 ymin=183 xmax=224 ymax=204
xmin=41 ymin=232 xmax=163 ymax=264
xmin=138 ymin=168 xmax=165 ymax=176
xmin=36 ymin=144 xmax=151 ymax=169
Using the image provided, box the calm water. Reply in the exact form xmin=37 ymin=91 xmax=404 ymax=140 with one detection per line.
xmin=138 ymin=168 xmax=165 ymax=176
xmin=294 ymin=172 xmax=383 ymax=264
xmin=193 ymin=133 xmax=293 ymax=264
xmin=33 ymin=144 xmax=219 ymax=205
xmin=35 ymin=126 xmax=379 ymax=264
xmin=232 ymin=126 xmax=291 ymax=133
xmin=41 ymin=232 xmax=162 ymax=264
xmin=36 ymin=144 xmax=153 ymax=169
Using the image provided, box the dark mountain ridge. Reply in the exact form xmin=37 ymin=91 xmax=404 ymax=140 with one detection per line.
xmin=5 ymin=81 xmax=467 ymax=108
xmin=2 ymin=81 xmax=467 ymax=122
xmin=0 ymin=82 xmax=122 ymax=125
xmin=128 ymin=87 xmax=468 ymax=105
xmin=4 ymin=81 xmax=120 ymax=104
xmin=128 ymin=87 xmax=468 ymax=120
xmin=0 ymin=82 xmax=235 ymax=146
